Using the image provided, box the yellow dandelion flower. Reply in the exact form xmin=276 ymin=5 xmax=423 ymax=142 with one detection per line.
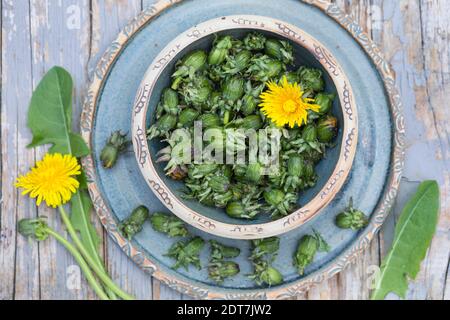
xmin=15 ymin=153 xmax=81 ymax=208
xmin=259 ymin=76 xmax=321 ymax=128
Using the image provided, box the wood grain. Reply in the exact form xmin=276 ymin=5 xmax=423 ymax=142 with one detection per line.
xmin=0 ymin=0 xmax=448 ymax=300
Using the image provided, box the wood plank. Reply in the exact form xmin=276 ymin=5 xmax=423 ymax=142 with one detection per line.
xmin=414 ymin=0 xmax=449 ymax=300
xmin=90 ymin=0 xmax=154 ymax=300
xmin=0 ymin=0 xmax=41 ymax=300
xmin=28 ymin=0 xmax=96 ymax=300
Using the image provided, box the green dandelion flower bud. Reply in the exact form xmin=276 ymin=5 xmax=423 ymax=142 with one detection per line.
xmin=208 ymin=261 xmax=240 ymax=283
xmin=208 ymin=36 xmax=233 ymax=65
xmin=293 ymin=235 xmax=318 ymax=275
xmin=298 ymin=66 xmax=325 ymax=92
xmin=287 ymin=155 xmax=304 ymax=177
xmin=263 ymin=189 xmax=285 ymax=206
xmin=150 ymin=212 xmax=189 ymax=238
xmin=178 ymin=108 xmax=199 ymax=127
xmin=315 ymin=92 xmax=335 ymax=115
xmin=210 ymin=240 xmax=241 ymax=261
xmin=243 ymin=32 xmax=267 ymax=51
xmin=172 ymin=50 xmax=207 ymax=78
xmin=335 ymin=199 xmax=369 ymax=230
xmin=240 ymin=115 xmax=263 ymax=130
xmin=301 ymin=124 xmax=317 ymax=142
xmin=264 ymin=38 xmax=294 ymax=64
xmin=223 ymin=76 xmax=245 ymax=102
xmin=260 ymin=266 xmax=283 ymax=286
xmin=120 ymin=206 xmax=150 ymax=240
xmin=100 ymin=131 xmax=128 ymax=168
xmin=316 ymin=115 xmax=338 ymax=143
xmin=162 ymin=88 xmax=179 ymax=115
xmin=198 ymin=114 xmax=221 ymax=129
xmin=241 ymin=95 xmax=257 ymax=116
xmin=245 ymin=162 xmax=262 ymax=184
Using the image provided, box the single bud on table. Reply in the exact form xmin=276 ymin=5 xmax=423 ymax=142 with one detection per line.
xmin=18 ymin=218 xmax=50 ymax=241
xmin=208 ymin=261 xmax=240 ymax=284
xmin=150 ymin=212 xmax=188 ymax=238
xmin=119 ymin=206 xmax=150 ymax=240
xmin=166 ymin=237 xmax=205 ymax=271
xmin=260 ymin=266 xmax=283 ymax=286
xmin=335 ymin=198 xmax=369 ymax=230
xmin=210 ymin=240 xmax=241 ymax=261
xmin=100 ymin=130 xmax=128 ymax=169
xmin=293 ymin=235 xmax=318 ymax=275
xmin=250 ymin=237 xmax=280 ymax=260
xmin=249 ymin=259 xmax=283 ymax=287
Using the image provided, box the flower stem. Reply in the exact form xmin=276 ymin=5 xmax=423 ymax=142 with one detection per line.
xmin=58 ymin=206 xmax=134 ymax=300
xmin=45 ymin=228 xmax=109 ymax=300
xmin=68 ymin=193 xmax=117 ymax=300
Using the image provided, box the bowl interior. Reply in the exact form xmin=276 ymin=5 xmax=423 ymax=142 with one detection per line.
xmin=147 ymin=28 xmax=344 ymax=225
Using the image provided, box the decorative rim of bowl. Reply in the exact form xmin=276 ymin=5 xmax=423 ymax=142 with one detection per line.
xmin=80 ymin=0 xmax=405 ymax=299
xmin=131 ymin=14 xmax=359 ymax=240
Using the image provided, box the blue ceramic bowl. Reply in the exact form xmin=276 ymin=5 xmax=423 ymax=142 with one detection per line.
xmin=132 ymin=15 xmax=358 ymax=239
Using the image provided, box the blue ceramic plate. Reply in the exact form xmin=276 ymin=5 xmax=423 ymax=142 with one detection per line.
xmin=81 ymin=0 xmax=404 ymax=299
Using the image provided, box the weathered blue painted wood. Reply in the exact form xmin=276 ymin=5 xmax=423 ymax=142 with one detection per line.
xmin=0 ymin=0 xmax=40 ymax=300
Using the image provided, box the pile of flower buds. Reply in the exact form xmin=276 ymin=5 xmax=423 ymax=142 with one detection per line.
xmin=148 ymin=32 xmax=339 ymax=221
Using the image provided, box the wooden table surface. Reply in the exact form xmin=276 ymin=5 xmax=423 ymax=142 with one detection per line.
xmin=1 ymin=0 xmax=448 ymax=300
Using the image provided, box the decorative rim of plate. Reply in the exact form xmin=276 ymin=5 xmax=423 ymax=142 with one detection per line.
xmin=80 ymin=0 xmax=405 ymax=299
xmin=131 ymin=14 xmax=358 ymax=240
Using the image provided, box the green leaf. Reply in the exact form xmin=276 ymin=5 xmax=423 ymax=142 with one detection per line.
xmin=70 ymin=189 xmax=101 ymax=263
xmin=27 ymin=66 xmax=89 ymax=157
xmin=313 ymin=229 xmax=330 ymax=252
xmin=371 ymin=181 xmax=440 ymax=300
